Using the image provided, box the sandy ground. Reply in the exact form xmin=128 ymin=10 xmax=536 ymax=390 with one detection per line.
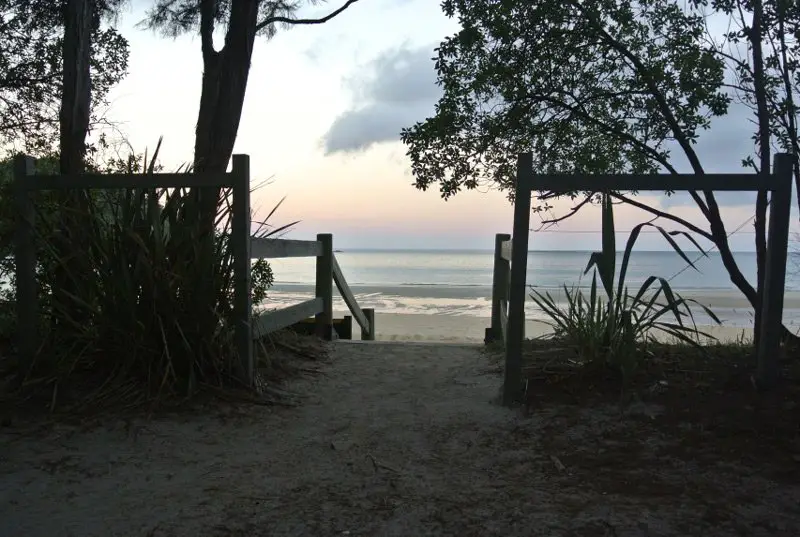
xmin=2 ymin=341 xmax=798 ymax=537
xmin=348 ymin=311 xmax=754 ymax=344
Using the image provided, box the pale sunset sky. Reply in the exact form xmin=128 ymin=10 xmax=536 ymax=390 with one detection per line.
xmin=102 ymin=0 xmax=799 ymax=251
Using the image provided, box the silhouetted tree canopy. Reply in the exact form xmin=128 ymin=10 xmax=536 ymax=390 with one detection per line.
xmin=0 ymin=0 xmax=129 ymax=154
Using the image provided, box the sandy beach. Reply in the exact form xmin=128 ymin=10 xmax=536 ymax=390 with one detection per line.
xmin=3 ymin=341 xmax=797 ymax=536
xmin=339 ymin=311 xmax=755 ymax=344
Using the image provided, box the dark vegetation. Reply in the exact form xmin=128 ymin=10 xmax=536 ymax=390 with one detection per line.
xmin=0 ymin=0 xmax=362 ymax=418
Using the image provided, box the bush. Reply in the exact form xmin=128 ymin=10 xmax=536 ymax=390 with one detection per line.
xmin=0 ymin=142 xmax=283 ymax=410
xmin=530 ymin=194 xmax=720 ymax=379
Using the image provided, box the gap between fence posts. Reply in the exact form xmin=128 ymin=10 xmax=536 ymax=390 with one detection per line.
xmin=487 ymin=233 xmax=511 ymax=345
xmin=315 ymin=233 xmax=334 ymax=340
xmin=13 ymin=155 xmax=37 ymax=384
xmin=756 ymin=152 xmax=793 ymax=389
xmin=503 ymin=153 xmax=533 ymax=407
xmin=231 ymin=154 xmax=253 ymax=386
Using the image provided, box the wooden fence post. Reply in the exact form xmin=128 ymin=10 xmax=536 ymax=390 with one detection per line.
xmin=503 ymin=152 xmax=534 ymax=406
xmin=341 ymin=315 xmax=353 ymax=340
xmin=13 ymin=155 xmax=37 ymax=381
xmin=315 ymin=233 xmax=334 ymax=340
xmin=487 ymin=233 xmax=511 ymax=345
xmin=362 ymin=308 xmax=376 ymax=341
xmin=231 ymin=154 xmax=253 ymax=386
xmin=756 ymin=152 xmax=793 ymax=389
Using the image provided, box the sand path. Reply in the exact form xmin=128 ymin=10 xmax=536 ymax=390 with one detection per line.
xmin=1 ymin=342 xmax=798 ymax=537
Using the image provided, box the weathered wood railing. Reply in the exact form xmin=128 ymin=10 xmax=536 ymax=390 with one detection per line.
xmin=251 ymin=233 xmax=376 ymax=342
xmin=485 ymin=233 xmax=512 ymax=346
xmin=494 ymin=151 xmax=793 ymax=407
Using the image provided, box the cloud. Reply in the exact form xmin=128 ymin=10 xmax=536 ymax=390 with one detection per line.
xmin=322 ymin=45 xmax=440 ymax=154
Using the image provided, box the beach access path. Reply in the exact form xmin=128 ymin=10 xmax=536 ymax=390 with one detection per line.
xmin=1 ymin=341 xmax=798 ymax=537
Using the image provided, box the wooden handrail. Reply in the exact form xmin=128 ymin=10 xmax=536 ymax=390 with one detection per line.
xmin=332 ymin=254 xmax=374 ymax=339
xmin=252 ymin=298 xmax=324 ymax=339
xmin=486 ymin=233 xmax=511 ymax=346
xmin=250 ymin=237 xmax=322 ymax=259
xmin=518 ymin=172 xmax=785 ymax=193
xmin=250 ymin=233 xmax=375 ymax=341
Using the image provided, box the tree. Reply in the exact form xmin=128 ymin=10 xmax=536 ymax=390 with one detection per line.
xmin=401 ymin=0 xmax=800 ymax=349
xmin=0 ymin=0 xmax=129 ymax=155
xmin=51 ymin=0 xmax=99 ymax=336
xmin=141 ymin=0 xmax=361 ymax=339
xmin=60 ymin=0 xmax=93 ymax=174
xmin=142 ymin=0 xmax=360 ymax=228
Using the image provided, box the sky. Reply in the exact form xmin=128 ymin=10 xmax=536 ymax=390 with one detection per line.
xmin=101 ymin=0 xmax=800 ymax=251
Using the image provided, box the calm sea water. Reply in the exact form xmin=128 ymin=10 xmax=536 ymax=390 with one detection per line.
xmin=264 ymin=250 xmax=800 ymax=328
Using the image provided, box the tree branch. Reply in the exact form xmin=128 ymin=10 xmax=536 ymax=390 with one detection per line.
xmin=609 ymin=192 xmax=714 ymax=241
xmin=567 ymin=1 xmax=762 ymax=315
xmin=256 ymin=0 xmax=360 ymax=31
xmin=527 ymin=91 xmax=677 ymax=173
xmin=537 ymin=194 xmax=595 ymax=229
xmin=569 ymin=0 xmax=706 ymax=175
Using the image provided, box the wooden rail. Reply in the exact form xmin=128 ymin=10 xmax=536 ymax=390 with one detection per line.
xmin=15 ymin=172 xmax=234 ymax=190
xmin=332 ymin=256 xmax=375 ymax=340
xmin=252 ymin=297 xmax=324 ymax=338
xmin=485 ymin=234 xmax=511 ymax=346
xmin=251 ymin=233 xmax=375 ymax=342
xmin=492 ymin=152 xmax=794 ymax=407
xmin=250 ymin=238 xmax=322 ymax=259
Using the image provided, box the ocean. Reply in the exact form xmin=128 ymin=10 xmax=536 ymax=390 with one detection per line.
xmin=264 ymin=250 xmax=800 ymax=329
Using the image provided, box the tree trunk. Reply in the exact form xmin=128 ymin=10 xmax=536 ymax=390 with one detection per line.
xmin=193 ymin=0 xmax=259 ymax=209
xmin=753 ymin=191 xmax=767 ymax=347
xmin=54 ymin=0 xmax=94 ymax=337
xmin=192 ymin=0 xmax=259 ymax=232
xmin=750 ymin=0 xmax=771 ymax=350
xmin=60 ymin=0 xmax=92 ymax=176
xmin=188 ymin=0 xmax=259 ymax=341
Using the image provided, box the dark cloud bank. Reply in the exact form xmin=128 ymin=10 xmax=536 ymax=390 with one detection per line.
xmin=322 ymin=45 xmax=440 ymax=154
xmin=323 ymin=44 xmax=767 ymax=208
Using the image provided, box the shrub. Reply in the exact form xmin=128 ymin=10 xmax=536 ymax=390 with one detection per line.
xmin=530 ymin=193 xmax=720 ymax=379
xmin=0 ymin=141 xmax=287 ymax=410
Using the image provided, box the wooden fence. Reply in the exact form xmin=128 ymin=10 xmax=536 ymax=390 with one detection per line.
xmin=12 ymin=153 xmax=373 ymax=388
xmin=491 ymin=152 xmax=794 ymax=407
xmin=250 ymin=233 xmax=375 ymax=344
xmin=485 ymin=233 xmax=512 ymax=346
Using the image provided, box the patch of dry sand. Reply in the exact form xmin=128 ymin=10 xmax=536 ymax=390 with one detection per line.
xmin=1 ymin=342 xmax=798 ymax=536
xmin=340 ymin=312 xmax=754 ymax=344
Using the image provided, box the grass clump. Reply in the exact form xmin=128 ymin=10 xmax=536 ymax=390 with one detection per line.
xmin=0 ymin=140 xmax=286 ymax=413
xmin=530 ymin=193 xmax=720 ymax=380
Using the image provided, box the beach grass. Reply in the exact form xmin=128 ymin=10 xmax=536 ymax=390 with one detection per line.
xmin=0 ymin=147 xmax=287 ymax=417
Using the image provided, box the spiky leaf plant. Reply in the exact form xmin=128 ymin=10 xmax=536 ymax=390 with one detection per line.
xmin=1 ymin=140 xmax=290 ymax=410
xmin=530 ymin=193 xmax=720 ymax=379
